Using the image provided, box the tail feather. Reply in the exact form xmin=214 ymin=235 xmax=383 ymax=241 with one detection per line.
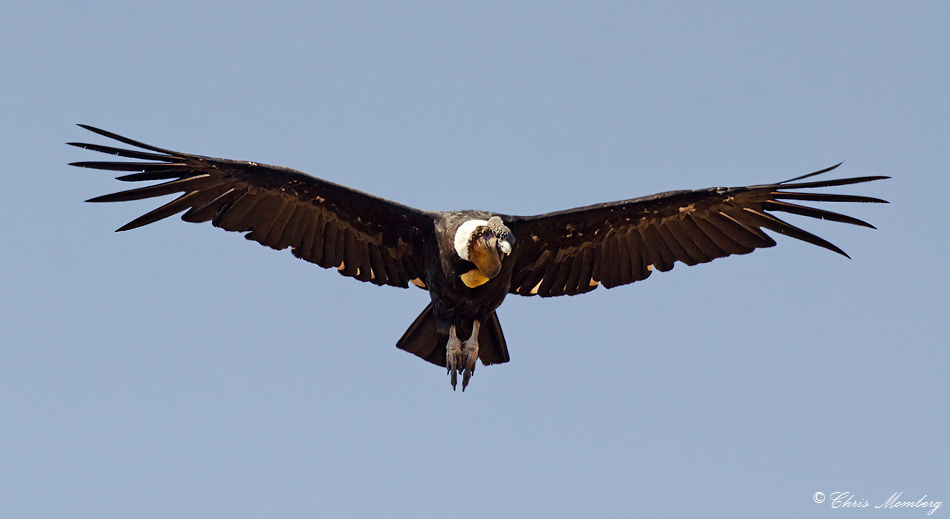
xmin=478 ymin=312 xmax=510 ymax=366
xmin=396 ymin=303 xmax=511 ymax=367
xmin=396 ymin=303 xmax=446 ymax=366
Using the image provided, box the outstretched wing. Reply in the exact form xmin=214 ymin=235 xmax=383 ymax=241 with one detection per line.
xmin=70 ymin=125 xmax=432 ymax=288
xmin=505 ymin=164 xmax=888 ymax=297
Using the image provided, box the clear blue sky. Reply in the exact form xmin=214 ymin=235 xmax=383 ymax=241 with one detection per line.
xmin=1 ymin=1 xmax=947 ymax=517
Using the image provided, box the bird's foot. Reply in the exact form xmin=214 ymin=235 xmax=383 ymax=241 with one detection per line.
xmin=461 ymin=320 xmax=480 ymax=391
xmin=445 ymin=322 xmax=481 ymax=391
xmin=445 ymin=325 xmax=462 ymax=391
xmin=461 ymin=336 xmax=478 ymax=391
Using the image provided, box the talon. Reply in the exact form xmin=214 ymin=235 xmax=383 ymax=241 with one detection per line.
xmin=462 ymin=366 xmax=472 ymax=391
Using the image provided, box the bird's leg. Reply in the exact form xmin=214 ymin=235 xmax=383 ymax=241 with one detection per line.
xmin=461 ymin=320 xmax=480 ymax=391
xmin=445 ymin=325 xmax=462 ymax=390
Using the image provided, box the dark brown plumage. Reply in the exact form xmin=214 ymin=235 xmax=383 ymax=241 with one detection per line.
xmin=70 ymin=125 xmax=888 ymax=390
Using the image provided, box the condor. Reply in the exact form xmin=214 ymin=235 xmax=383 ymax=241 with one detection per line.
xmin=70 ymin=125 xmax=888 ymax=390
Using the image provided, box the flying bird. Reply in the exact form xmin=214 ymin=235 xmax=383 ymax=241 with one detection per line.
xmin=70 ymin=125 xmax=888 ymax=390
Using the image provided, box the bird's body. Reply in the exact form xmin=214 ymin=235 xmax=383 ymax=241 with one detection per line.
xmin=401 ymin=212 xmax=517 ymax=387
xmin=70 ymin=125 xmax=888 ymax=390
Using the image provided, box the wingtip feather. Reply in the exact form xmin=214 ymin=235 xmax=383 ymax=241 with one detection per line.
xmin=74 ymin=124 xmax=177 ymax=154
xmin=779 ymin=162 xmax=844 ymax=184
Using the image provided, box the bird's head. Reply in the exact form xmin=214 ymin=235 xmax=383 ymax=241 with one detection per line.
xmin=455 ymin=216 xmax=515 ymax=284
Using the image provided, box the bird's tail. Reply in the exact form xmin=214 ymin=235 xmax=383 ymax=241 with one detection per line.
xmin=396 ymin=303 xmax=510 ymax=367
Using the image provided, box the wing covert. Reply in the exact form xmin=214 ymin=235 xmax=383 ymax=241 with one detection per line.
xmin=70 ymin=125 xmax=432 ymax=289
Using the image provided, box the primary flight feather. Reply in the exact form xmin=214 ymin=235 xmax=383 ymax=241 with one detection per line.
xmin=70 ymin=125 xmax=888 ymax=390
